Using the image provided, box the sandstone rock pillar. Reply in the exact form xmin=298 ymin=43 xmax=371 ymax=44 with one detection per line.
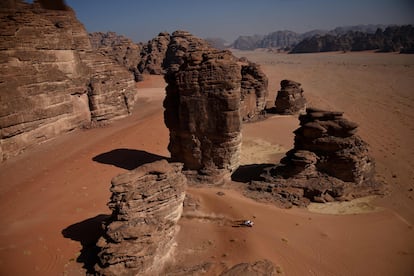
xmin=274 ymin=79 xmax=306 ymax=114
xmin=164 ymin=47 xmax=242 ymax=184
xmin=95 ymin=160 xmax=186 ymax=276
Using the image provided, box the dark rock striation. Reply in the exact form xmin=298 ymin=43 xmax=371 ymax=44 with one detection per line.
xmin=0 ymin=1 xmax=137 ymax=160
xmin=247 ymin=108 xmax=383 ymax=208
xmin=95 ymin=160 xmax=187 ymax=276
xmin=164 ymin=34 xmax=243 ymax=183
xmin=274 ymin=79 xmax=306 ymax=114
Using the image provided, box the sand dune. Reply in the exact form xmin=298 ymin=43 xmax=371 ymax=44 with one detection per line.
xmin=0 ymin=53 xmax=413 ymax=275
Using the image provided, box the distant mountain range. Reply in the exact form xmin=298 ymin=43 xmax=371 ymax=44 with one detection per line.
xmin=230 ymin=24 xmax=414 ymax=53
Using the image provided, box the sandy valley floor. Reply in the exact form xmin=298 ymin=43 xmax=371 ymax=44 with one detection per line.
xmin=0 ymin=51 xmax=413 ymax=275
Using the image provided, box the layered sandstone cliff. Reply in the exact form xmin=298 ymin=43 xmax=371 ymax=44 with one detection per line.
xmin=89 ymin=31 xmax=143 ymax=81
xmin=247 ymin=108 xmax=383 ymax=207
xmin=95 ymin=160 xmax=187 ymax=276
xmin=164 ymin=36 xmax=243 ymax=183
xmin=0 ymin=1 xmax=137 ymax=160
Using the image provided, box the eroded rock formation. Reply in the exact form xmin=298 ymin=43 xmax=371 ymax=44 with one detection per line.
xmin=247 ymin=108 xmax=383 ymax=207
xmin=164 ymin=39 xmax=242 ymax=183
xmin=274 ymin=79 xmax=306 ymax=114
xmin=89 ymin=31 xmax=143 ymax=81
xmin=138 ymin=32 xmax=171 ymax=75
xmin=163 ymin=30 xmax=212 ymax=73
xmin=0 ymin=1 xmax=137 ymax=160
xmin=240 ymin=61 xmax=268 ymax=121
xmin=164 ymin=31 xmax=268 ymax=122
xmin=95 ymin=160 xmax=187 ymax=276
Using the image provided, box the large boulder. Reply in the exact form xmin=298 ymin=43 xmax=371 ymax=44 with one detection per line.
xmin=247 ymin=108 xmax=384 ymax=207
xmin=164 ymin=42 xmax=242 ymax=184
xmin=95 ymin=160 xmax=187 ymax=276
xmin=274 ymin=79 xmax=306 ymax=115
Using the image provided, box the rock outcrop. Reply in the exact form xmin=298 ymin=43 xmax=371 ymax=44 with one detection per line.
xmin=164 ymin=35 xmax=243 ymax=183
xmin=0 ymin=1 xmax=137 ymax=160
xmin=89 ymin=31 xmax=143 ymax=81
xmin=163 ymin=30 xmax=212 ymax=73
xmin=220 ymin=260 xmax=279 ymax=276
xmin=274 ymin=79 xmax=306 ymax=114
xmin=240 ymin=62 xmax=268 ymax=121
xmin=138 ymin=32 xmax=171 ymax=75
xmin=95 ymin=160 xmax=187 ymax=276
xmin=247 ymin=108 xmax=383 ymax=207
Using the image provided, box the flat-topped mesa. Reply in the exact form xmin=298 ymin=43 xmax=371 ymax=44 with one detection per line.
xmin=248 ymin=107 xmax=383 ymax=208
xmin=240 ymin=61 xmax=269 ymax=121
xmin=274 ymin=79 xmax=306 ymax=114
xmin=164 ymin=44 xmax=242 ymax=184
xmin=95 ymin=160 xmax=187 ymax=276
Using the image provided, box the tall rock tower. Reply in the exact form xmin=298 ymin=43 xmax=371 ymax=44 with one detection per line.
xmin=163 ymin=31 xmax=242 ymax=184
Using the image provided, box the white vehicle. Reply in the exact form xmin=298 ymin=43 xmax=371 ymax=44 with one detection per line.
xmin=243 ymin=220 xmax=254 ymax=227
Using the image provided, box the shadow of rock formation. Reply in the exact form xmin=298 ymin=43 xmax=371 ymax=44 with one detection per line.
xmin=92 ymin=148 xmax=167 ymax=170
xmin=231 ymin=164 xmax=274 ymax=183
xmin=62 ymin=214 xmax=111 ymax=274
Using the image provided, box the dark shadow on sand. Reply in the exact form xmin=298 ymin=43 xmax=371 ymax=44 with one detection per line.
xmin=92 ymin=148 xmax=167 ymax=170
xmin=62 ymin=214 xmax=111 ymax=274
xmin=231 ymin=164 xmax=274 ymax=183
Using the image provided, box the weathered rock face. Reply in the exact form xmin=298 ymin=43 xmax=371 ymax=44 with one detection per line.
xmin=274 ymin=79 xmax=306 ymax=114
xmin=164 ymin=40 xmax=242 ymax=183
xmin=164 ymin=31 xmax=268 ymax=123
xmin=138 ymin=32 xmax=170 ymax=75
xmin=95 ymin=160 xmax=187 ymax=276
xmin=240 ymin=61 xmax=268 ymax=121
xmin=163 ymin=30 xmax=212 ymax=73
xmin=80 ymin=51 xmax=137 ymax=121
xmin=248 ymin=108 xmax=383 ymax=207
xmin=89 ymin=31 xmax=143 ymax=82
xmin=0 ymin=1 xmax=137 ymax=160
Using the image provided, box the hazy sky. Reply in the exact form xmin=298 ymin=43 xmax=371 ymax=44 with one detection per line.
xmin=65 ymin=0 xmax=414 ymax=43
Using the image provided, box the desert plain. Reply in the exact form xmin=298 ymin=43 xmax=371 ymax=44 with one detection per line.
xmin=0 ymin=50 xmax=413 ymax=275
